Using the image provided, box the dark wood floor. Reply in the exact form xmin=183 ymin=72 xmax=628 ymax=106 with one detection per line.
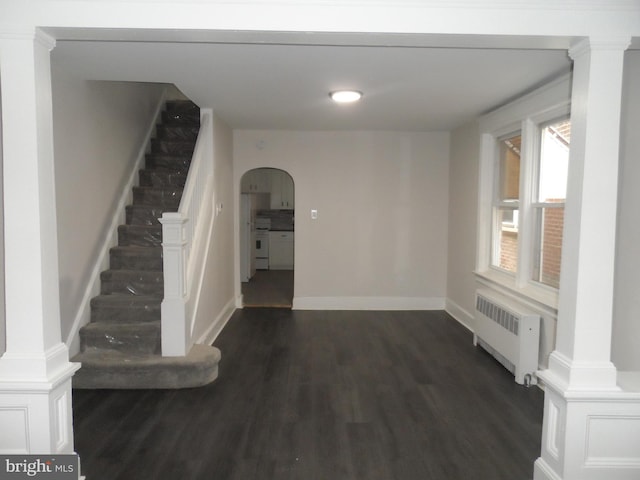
xmin=242 ymin=270 xmax=294 ymax=307
xmin=72 ymin=309 xmax=543 ymax=480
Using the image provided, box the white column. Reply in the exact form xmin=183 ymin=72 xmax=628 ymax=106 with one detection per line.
xmin=0 ymin=29 xmax=79 ymax=454
xmin=535 ymin=37 xmax=640 ymax=480
xmin=547 ymin=36 xmax=630 ymax=390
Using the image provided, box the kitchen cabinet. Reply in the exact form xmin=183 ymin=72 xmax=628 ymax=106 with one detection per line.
xmin=270 ymin=170 xmax=295 ymax=209
xmin=241 ymin=169 xmax=271 ymax=193
xmin=269 ymin=231 xmax=294 ymax=270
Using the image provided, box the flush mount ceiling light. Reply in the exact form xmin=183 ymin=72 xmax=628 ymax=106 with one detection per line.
xmin=329 ymin=90 xmax=363 ymax=103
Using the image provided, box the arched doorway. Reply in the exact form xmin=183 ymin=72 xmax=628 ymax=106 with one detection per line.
xmin=239 ymin=168 xmax=294 ymax=307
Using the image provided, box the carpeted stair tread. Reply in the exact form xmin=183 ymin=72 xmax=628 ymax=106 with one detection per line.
xmin=91 ymin=294 xmax=161 ymax=323
xmin=100 ymin=269 xmax=163 ymax=296
xmin=72 ymin=344 xmax=221 ymax=389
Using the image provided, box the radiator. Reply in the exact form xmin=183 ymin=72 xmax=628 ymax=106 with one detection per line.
xmin=474 ymin=289 xmax=540 ymax=385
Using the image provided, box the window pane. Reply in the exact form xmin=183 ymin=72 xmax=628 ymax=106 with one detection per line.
xmin=532 ymin=206 xmax=564 ymax=289
xmin=492 ymin=207 xmax=519 ymax=273
xmin=498 ymin=134 xmax=521 ymax=201
xmin=538 ymin=120 xmax=570 ymax=202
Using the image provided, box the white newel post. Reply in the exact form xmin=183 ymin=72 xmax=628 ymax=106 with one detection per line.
xmin=0 ymin=29 xmax=80 ymax=453
xmin=534 ymin=37 xmax=640 ymax=480
xmin=160 ymin=213 xmax=189 ymax=356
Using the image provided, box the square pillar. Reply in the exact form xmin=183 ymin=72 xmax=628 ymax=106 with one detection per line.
xmin=0 ymin=28 xmax=79 ymax=454
xmin=535 ymin=37 xmax=640 ymax=480
xmin=546 ymin=37 xmax=630 ymax=390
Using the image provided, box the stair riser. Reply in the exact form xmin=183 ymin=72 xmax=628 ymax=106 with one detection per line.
xmin=100 ymin=270 xmax=163 ymax=291
xmin=145 ymin=155 xmax=191 ymax=171
xmin=156 ymin=125 xmax=199 ymax=141
xmin=100 ymin=280 xmax=163 ymax=296
xmin=165 ymin=100 xmax=201 ymax=113
xmin=91 ymin=303 xmax=160 ymax=324
xmin=71 ymin=345 xmax=221 ymax=390
xmin=132 ymin=187 xmax=183 ymax=209
xmin=138 ymin=170 xmax=187 ymax=188
xmin=151 ymin=140 xmax=195 ymax=156
xmin=110 ymin=249 xmax=163 ymax=271
xmin=118 ymin=225 xmax=162 ymax=247
xmin=161 ymin=110 xmax=200 ymax=126
xmin=125 ymin=205 xmax=166 ymax=226
xmin=80 ymin=324 xmax=161 ymax=355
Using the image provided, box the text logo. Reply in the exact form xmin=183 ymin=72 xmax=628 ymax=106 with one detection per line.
xmin=0 ymin=456 xmax=78 ymax=479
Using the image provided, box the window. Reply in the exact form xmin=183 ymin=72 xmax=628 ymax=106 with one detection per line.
xmin=478 ymin=97 xmax=571 ymax=305
xmin=492 ymin=133 xmax=522 ymax=273
xmin=488 ymin=118 xmax=570 ymax=290
xmin=477 ymin=76 xmax=571 ymax=307
xmin=531 ymin=119 xmax=570 ymax=289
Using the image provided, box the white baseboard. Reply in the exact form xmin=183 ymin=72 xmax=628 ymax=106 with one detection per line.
xmin=292 ymin=296 xmax=446 ymax=310
xmin=196 ymin=297 xmax=236 ymax=346
xmin=444 ymin=298 xmax=475 ymax=332
xmin=64 ymin=89 xmax=168 ymax=355
xmin=533 ymin=458 xmax=562 ymax=480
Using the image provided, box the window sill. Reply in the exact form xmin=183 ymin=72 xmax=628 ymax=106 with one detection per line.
xmin=474 ymin=268 xmax=559 ymax=314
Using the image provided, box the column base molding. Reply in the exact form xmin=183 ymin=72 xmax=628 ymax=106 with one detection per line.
xmin=535 ymin=369 xmax=640 ymax=480
xmin=0 ymin=354 xmax=79 ymax=454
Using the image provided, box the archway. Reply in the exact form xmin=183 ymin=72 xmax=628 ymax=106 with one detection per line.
xmin=239 ymin=167 xmax=295 ymax=307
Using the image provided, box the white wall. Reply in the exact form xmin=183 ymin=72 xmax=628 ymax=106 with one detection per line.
xmin=191 ymin=113 xmax=236 ymax=343
xmin=51 ymin=62 xmax=165 ymax=343
xmin=613 ymin=50 xmax=640 ymax=372
xmin=446 ymin=120 xmax=480 ymax=329
xmin=234 ymin=130 xmax=450 ymax=309
xmin=0 ymin=79 xmax=4 ymax=356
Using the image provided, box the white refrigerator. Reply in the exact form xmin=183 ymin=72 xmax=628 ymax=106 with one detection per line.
xmin=240 ymin=194 xmax=257 ymax=282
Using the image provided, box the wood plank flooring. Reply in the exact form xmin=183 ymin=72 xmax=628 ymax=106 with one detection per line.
xmin=241 ymin=270 xmax=294 ymax=307
xmin=72 ymin=309 xmax=544 ymax=480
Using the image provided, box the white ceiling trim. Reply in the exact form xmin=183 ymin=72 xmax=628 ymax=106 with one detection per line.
xmin=2 ymin=0 xmax=639 ymax=40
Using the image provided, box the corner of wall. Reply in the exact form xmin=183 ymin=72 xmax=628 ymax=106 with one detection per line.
xmin=445 ymin=298 xmax=474 ymax=332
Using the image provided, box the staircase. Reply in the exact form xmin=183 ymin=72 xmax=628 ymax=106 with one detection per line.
xmin=72 ymin=100 xmax=221 ymax=389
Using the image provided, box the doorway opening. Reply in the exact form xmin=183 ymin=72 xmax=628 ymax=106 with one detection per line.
xmin=240 ymin=168 xmax=294 ymax=307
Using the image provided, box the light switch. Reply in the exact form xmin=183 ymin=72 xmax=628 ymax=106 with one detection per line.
xmin=311 ymin=209 xmax=318 ymax=220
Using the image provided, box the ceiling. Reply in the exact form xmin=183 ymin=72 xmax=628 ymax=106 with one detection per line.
xmin=52 ymin=32 xmax=574 ymax=131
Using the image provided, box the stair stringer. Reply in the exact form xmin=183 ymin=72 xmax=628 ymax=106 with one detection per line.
xmin=181 ymin=178 xmax=235 ymax=351
xmin=64 ymin=88 xmax=169 ymax=357
xmin=160 ymin=109 xmax=227 ymax=355
xmin=185 ymin=175 xmax=214 ymax=338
